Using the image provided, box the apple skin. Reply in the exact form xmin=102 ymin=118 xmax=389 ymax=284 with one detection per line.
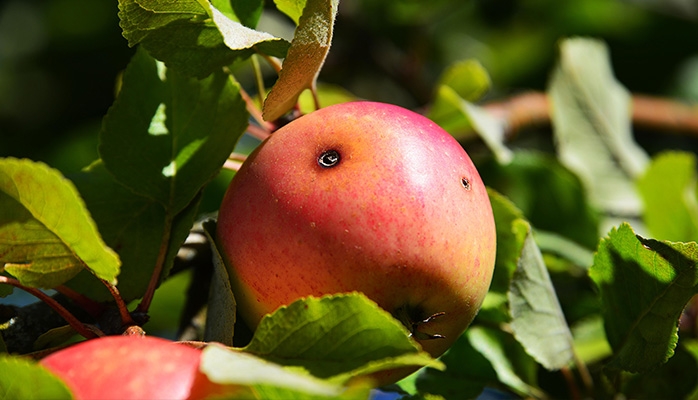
xmin=216 ymin=101 xmax=496 ymax=377
xmin=40 ymin=336 xmax=221 ymax=400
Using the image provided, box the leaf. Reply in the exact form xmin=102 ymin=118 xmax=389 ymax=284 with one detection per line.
xmin=548 ymin=38 xmax=649 ymax=216
xmin=415 ymin=331 xmax=497 ymax=400
xmin=467 ymin=326 xmax=544 ymax=398
xmin=213 ymin=0 xmax=264 ymax=28
xmin=118 ymin=0 xmax=289 ymax=78
xmin=0 ymin=354 xmax=74 ymax=399
xmin=67 ymin=161 xmax=201 ymax=302
xmin=637 ymin=151 xmax=698 ymax=242
xmin=263 ymin=0 xmax=339 ymax=121
xmin=479 ymin=151 xmax=601 ymax=249
xmin=0 ymin=158 xmax=120 ymax=288
xmin=243 ymin=293 xmax=442 ymax=383
xmin=508 ymin=219 xmax=575 ymax=370
xmin=428 ymin=85 xmax=513 ymax=164
xmin=274 ymin=0 xmax=307 ymax=25
xmin=622 ymin=344 xmax=698 ymax=400
xmin=589 ymin=223 xmax=698 ymax=373
xmin=203 ymin=219 xmax=236 ymax=345
xmin=100 ymin=47 xmax=247 ymax=215
xmin=200 ymin=345 xmax=370 ymax=399
xmin=436 ymin=59 xmax=491 ymax=102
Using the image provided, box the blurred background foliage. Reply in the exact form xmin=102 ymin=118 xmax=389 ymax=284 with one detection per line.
xmin=1 ymin=0 xmax=697 ymax=336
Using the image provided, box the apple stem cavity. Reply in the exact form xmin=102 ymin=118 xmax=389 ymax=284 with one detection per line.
xmin=393 ymin=305 xmax=447 ymax=341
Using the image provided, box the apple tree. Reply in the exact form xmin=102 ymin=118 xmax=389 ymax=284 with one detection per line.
xmin=2 ymin=0 xmax=698 ymax=399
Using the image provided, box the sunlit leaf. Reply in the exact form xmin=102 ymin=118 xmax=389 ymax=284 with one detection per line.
xmin=0 ymin=158 xmax=120 ymax=288
xmin=436 ymin=59 xmax=491 ymax=102
xmin=100 ymin=48 xmax=247 ymax=215
xmin=589 ymin=223 xmax=698 ymax=372
xmin=200 ymin=345 xmax=370 ymax=399
xmin=118 ymin=0 xmax=288 ymax=78
xmin=548 ymin=38 xmax=649 ymax=217
xmin=428 ymin=86 xmax=513 ymax=164
xmin=637 ymin=151 xmax=698 ymax=242
xmin=274 ymin=0 xmax=307 ymax=25
xmin=508 ymin=220 xmax=575 ymax=370
xmin=243 ymin=293 xmax=442 ymax=383
xmin=263 ymin=0 xmax=340 ymax=121
xmin=0 ymin=354 xmax=73 ymax=399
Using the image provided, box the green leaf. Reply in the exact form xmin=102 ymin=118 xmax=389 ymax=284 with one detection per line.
xmin=467 ymin=326 xmax=544 ymax=398
xmin=203 ymin=219 xmax=237 ymax=346
xmin=263 ymin=0 xmax=339 ymax=121
xmin=0 ymin=354 xmax=74 ymax=399
xmin=508 ymin=220 xmax=575 ymax=371
xmin=100 ymin=47 xmax=247 ymax=215
xmin=622 ymin=343 xmax=698 ymax=400
xmin=479 ymin=151 xmax=601 ymax=249
xmin=637 ymin=151 xmax=698 ymax=242
xmin=486 ymin=189 xmax=527 ymax=296
xmin=212 ymin=0 xmax=264 ymax=28
xmin=0 ymin=158 xmax=120 ymax=288
xmin=243 ymin=293 xmax=442 ymax=383
xmin=67 ymin=161 xmax=201 ymax=302
xmin=274 ymin=0 xmax=307 ymax=25
xmin=427 ymin=86 xmax=513 ymax=164
xmin=415 ymin=331 xmax=497 ymax=400
xmin=589 ymin=223 xmax=698 ymax=373
xmin=201 ymin=345 xmax=370 ymax=399
xmin=548 ymin=38 xmax=648 ymax=216
xmin=436 ymin=59 xmax=491 ymax=102
xmin=118 ymin=0 xmax=289 ymax=78
xmin=571 ymin=316 xmax=612 ymax=365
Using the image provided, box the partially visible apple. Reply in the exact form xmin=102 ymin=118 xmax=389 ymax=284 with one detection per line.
xmin=216 ymin=100 xmax=497 ymax=381
xmin=40 ymin=336 xmax=221 ymax=400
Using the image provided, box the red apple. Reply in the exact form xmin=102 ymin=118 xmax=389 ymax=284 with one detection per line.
xmin=40 ymin=336 xmax=221 ymax=400
xmin=216 ymin=101 xmax=496 ymax=378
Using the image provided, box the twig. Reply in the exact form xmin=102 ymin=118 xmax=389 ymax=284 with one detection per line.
xmin=53 ymin=284 xmax=105 ymax=319
xmin=0 ymin=276 xmax=103 ymax=340
xmin=479 ymin=91 xmax=698 ymax=139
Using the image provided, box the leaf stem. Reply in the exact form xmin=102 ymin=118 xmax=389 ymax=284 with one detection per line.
xmin=0 ymin=276 xmax=104 ymax=339
xmin=251 ymin=55 xmax=266 ymax=107
xmin=136 ymin=215 xmax=173 ymax=314
xmin=236 ymin=80 xmax=274 ymax=134
xmin=310 ymin=81 xmax=321 ymax=111
xmin=100 ymin=279 xmax=136 ymax=327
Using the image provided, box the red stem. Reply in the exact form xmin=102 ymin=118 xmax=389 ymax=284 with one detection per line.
xmin=0 ymin=276 xmax=103 ymax=339
xmin=100 ymin=279 xmax=136 ymax=327
xmin=53 ymin=284 xmax=105 ymax=319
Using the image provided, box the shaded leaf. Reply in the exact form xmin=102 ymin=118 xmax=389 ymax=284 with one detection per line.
xmin=479 ymin=151 xmax=601 ymax=249
xmin=100 ymin=47 xmax=247 ymax=215
xmin=622 ymin=344 xmax=698 ymax=400
xmin=243 ymin=293 xmax=442 ymax=383
xmin=0 ymin=158 xmax=120 ymax=288
xmin=263 ymin=0 xmax=339 ymax=121
xmin=589 ymin=223 xmax=698 ymax=373
xmin=0 ymin=354 xmax=73 ymax=399
xmin=203 ymin=219 xmax=236 ymax=346
xmin=548 ymin=38 xmax=648 ymax=216
xmin=571 ymin=316 xmax=612 ymax=365
xmin=415 ymin=330 xmax=497 ymax=400
xmin=467 ymin=326 xmax=544 ymax=398
xmin=67 ymin=162 xmax=201 ymax=302
xmin=508 ymin=220 xmax=575 ymax=370
xmin=637 ymin=151 xmax=698 ymax=242
xmin=201 ymin=345 xmax=370 ymax=399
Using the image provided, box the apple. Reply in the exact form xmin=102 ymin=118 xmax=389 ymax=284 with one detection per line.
xmin=40 ymin=336 xmax=222 ymax=400
xmin=216 ymin=101 xmax=496 ymax=380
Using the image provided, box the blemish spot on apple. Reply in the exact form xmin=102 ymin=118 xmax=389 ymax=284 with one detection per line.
xmin=318 ymin=149 xmax=341 ymax=168
xmin=461 ymin=177 xmax=471 ymax=190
